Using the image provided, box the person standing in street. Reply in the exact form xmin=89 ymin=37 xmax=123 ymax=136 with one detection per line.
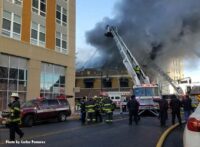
xmin=154 ymin=96 xmax=168 ymax=127
xmin=94 ymin=97 xmax=103 ymax=123
xmin=127 ymin=95 xmax=140 ymax=125
xmin=102 ymin=97 xmax=114 ymax=123
xmin=85 ymin=98 xmax=96 ymax=123
xmin=8 ymin=93 xmax=24 ymax=141
xmin=80 ymin=96 xmax=86 ymax=124
xmin=182 ymin=95 xmax=192 ymax=122
xmin=170 ymin=95 xmax=182 ymax=125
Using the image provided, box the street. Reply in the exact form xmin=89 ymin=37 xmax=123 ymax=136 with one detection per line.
xmin=0 ymin=115 xmax=184 ymax=147
xmin=164 ymin=124 xmax=185 ymax=147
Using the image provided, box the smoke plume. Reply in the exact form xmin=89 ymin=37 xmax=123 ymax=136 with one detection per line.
xmin=85 ymin=0 xmax=200 ymax=72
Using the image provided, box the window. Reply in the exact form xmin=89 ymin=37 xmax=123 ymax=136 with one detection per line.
xmin=39 ymin=25 xmax=45 ymax=46
xmin=56 ymin=5 xmax=61 ymax=24
xmin=84 ymin=79 xmax=94 ymax=88
xmin=14 ymin=0 xmax=22 ymax=5
xmin=134 ymin=88 xmax=145 ymax=96
xmin=22 ymin=100 xmax=36 ymax=108
xmin=115 ymin=97 xmax=120 ymax=100
xmin=40 ymin=63 xmax=65 ymax=99
xmin=56 ymin=32 xmax=61 ymax=48
xmin=0 ymin=54 xmax=28 ymax=110
xmin=103 ymin=78 xmax=112 ymax=88
xmin=56 ymin=5 xmax=67 ymax=26
xmin=133 ymin=87 xmax=159 ymax=97
xmin=120 ymin=78 xmax=129 ymax=87
xmin=6 ymin=0 xmax=22 ymax=5
xmin=62 ymin=8 xmax=67 ymax=26
xmin=56 ymin=32 xmax=67 ymax=54
xmin=40 ymin=100 xmax=48 ymax=107
xmin=32 ymin=0 xmax=46 ymax=17
xmin=13 ymin=14 xmax=21 ymax=39
xmin=31 ymin=22 xmax=46 ymax=47
xmin=2 ymin=10 xmax=21 ymax=40
xmin=48 ymin=99 xmax=59 ymax=106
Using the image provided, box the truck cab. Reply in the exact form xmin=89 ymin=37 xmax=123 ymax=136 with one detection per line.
xmin=133 ymin=84 xmax=161 ymax=115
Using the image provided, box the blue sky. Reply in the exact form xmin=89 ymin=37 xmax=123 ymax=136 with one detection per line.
xmin=76 ymin=0 xmax=200 ymax=82
xmin=76 ymin=0 xmax=117 ymax=49
xmin=76 ymin=0 xmax=118 ymax=68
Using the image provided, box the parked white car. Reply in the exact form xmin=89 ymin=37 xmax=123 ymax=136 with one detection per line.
xmin=183 ymin=104 xmax=200 ymax=147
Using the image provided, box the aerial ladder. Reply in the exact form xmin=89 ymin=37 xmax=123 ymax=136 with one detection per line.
xmin=105 ymin=25 xmax=150 ymax=85
xmin=105 ymin=25 xmax=161 ymax=116
xmin=148 ymin=60 xmax=184 ymax=95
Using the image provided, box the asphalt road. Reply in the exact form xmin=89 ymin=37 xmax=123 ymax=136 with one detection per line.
xmin=0 ymin=116 xmax=176 ymax=147
xmin=163 ymin=124 xmax=185 ymax=147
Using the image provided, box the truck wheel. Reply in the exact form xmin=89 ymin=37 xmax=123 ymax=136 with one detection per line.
xmin=23 ymin=115 xmax=34 ymax=127
xmin=58 ymin=112 xmax=66 ymax=122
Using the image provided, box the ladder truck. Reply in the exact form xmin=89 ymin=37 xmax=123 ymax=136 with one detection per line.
xmin=105 ymin=25 xmax=161 ymax=116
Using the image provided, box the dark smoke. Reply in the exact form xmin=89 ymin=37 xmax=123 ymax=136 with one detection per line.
xmin=150 ymin=43 xmax=163 ymax=60
xmin=85 ymin=0 xmax=200 ymax=72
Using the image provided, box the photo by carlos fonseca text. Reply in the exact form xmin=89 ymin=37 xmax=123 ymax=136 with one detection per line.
xmin=5 ymin=140 xmax=46 ymax=144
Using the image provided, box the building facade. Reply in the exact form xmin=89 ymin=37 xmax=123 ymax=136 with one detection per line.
xmin=0 ymin=0 xmax=76 ymax=111
xmin=75 ymin=69 xmax=134 ymax=98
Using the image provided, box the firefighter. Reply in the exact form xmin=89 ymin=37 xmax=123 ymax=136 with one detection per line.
xmin=154 ymin=96 xmax=168 ymax=127
xmin=80 ymin=96 xmax=86 ymax=124
xmin=85 ymin=97 xmax=96 ymax=123
xmin=8 ymin=93 xmax=24 ymax=141
xmin=127 ymin=95 xmax=140 ymax=125
xmin=94 ymin=97 xmax=103 ymax=123
xmin=181 ymin=95 xmax=192 ymax=122
xmin=134 ymin=65 xmax=143 ymax=80
xmin=102 ymin=97 xmax=114 ymax=123
xmin=170 ymin=95 xmax=182 ymax=125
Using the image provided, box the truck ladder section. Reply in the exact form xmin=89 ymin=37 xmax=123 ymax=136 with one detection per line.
xmin=147 ymin=58 xmax=184 ymax=95
xmin=105 ymin=26 xmax=150 ymax=85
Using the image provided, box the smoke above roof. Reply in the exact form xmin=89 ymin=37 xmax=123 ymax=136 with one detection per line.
xmin=85 ymin=0 xmax=200 ymax=71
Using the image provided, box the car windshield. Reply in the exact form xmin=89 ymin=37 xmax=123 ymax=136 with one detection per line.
xmin=134 ymin=87 xmax=160 ymax=97
xmin=22 ymin=100 xmax=37 ymax=107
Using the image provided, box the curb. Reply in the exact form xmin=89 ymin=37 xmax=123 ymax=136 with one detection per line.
xmin=156 ymin=123 xmax=180 ymax=147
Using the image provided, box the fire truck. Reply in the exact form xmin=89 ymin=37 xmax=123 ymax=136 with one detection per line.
xmin=105 ymin=25 xmax=161 ymax=116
